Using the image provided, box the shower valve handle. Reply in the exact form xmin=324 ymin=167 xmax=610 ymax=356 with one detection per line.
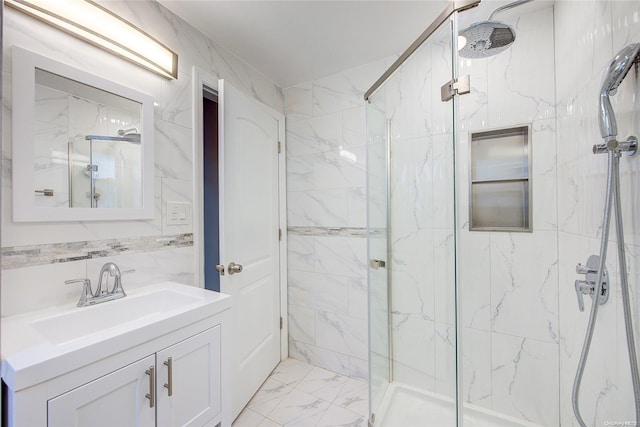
xmin=576 ymin=264 xmax=597 ymax=275
xmin=574 ymin=255 xmax=609 ymax=313
xmin=574 ymin=280 xmax=593 ymax=312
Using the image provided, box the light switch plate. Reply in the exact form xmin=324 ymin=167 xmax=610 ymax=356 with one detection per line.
xmin=166 ymin=201 xmax=191 ymax=226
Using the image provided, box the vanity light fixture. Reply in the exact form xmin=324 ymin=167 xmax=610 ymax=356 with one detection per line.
xmin=5 ymin=0 xmax=178 ymax=79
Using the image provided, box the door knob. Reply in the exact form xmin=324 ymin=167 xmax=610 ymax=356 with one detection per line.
xmin=228 ymin=262 xmax=243 ymax=275
xmin=215 ymin=264 xmax=225 ymax=276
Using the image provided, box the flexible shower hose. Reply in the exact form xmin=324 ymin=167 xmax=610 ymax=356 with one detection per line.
xmin=572 ymin=149 xmax=640 ymax=426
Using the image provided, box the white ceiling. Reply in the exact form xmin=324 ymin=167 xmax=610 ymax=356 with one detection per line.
xmin=156 ymin=1 xmax=449 ymax=88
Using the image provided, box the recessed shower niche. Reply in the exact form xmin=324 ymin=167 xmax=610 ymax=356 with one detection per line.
xmin=469 ymin=124 xmax=532 ymax=231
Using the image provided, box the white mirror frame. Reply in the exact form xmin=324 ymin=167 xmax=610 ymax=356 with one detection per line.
xmin=12 ymin=46 xmax=155 ymax=222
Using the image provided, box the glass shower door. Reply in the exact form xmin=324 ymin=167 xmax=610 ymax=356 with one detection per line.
xmin=367 ymin=98 xmax=390 ymax=424
xmin=69 ymin=137 xmax=142 ymax=208
xmin=367 ymin=15 xmax=458 ymax=426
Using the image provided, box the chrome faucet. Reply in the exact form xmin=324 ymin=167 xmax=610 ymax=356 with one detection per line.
xmin=97 ymin=262 xmax=122 ymax=296
xmin=66 ymin=262 xmax=134 ymax=307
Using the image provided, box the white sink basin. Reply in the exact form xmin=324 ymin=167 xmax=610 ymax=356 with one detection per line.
xmin=1 ymin=282 xmax=231 ymax=392
xmin=31 ymin=289 xmax=200 ymax=345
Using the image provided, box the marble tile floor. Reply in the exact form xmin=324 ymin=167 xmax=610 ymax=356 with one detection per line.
xmin=233 ymin=358 xmax=369 ymax=427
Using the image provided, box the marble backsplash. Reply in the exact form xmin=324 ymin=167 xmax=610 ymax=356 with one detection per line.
xmin=1 ymin=233 xmax=192 ymax=269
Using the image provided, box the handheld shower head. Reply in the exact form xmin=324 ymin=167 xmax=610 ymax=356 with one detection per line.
xmin=599 ymin=43 xmax=640 ymax=141
xmin=601 ymin=43 xmax=640 ymax=96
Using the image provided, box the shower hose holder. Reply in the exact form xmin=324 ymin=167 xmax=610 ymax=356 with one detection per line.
xmin=593 ymin=135 xmax=638 ymax=156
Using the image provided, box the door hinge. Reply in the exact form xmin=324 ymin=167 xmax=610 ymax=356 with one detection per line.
xmin=441 ymin=74 xmax=471 ymax=102
xmin=280 ymin=316 xmax=283 ymax=329
xmin=277 ymin=141 xmax=281 ymax=154
xmin=279 ymin=229 xmax=282 ymax=241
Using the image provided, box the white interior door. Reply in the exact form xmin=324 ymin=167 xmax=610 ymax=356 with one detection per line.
xmin=218 ymin=79 xmax=282 ymax=420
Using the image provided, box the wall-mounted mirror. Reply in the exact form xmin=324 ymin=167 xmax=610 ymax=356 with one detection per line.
xmin=12 ymin=46 xmax=155 ymax=222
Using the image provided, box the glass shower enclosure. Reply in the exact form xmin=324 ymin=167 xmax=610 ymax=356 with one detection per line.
xmin=366 ymin=0 xmax=640 ymax=425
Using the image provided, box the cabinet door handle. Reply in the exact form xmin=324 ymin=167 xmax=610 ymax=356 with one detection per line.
xmin=145 ymin=365 xmax=155 ymax=408
xmin=163 ymin=357 xmax=173 ymax=396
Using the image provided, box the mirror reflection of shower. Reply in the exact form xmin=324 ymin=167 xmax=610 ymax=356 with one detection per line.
xmin=69 ymin=128 xmax=142 ymax=209
xmin=33 ymin=66 xmax=145 ymax=211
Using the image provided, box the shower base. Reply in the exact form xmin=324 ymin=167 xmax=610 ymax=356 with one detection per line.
xmin=374 ymin=382 xmax=542 ymax=427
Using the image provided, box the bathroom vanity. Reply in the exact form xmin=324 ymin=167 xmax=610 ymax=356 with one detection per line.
xmin=1 ymin=282 xmax=231 ymax=427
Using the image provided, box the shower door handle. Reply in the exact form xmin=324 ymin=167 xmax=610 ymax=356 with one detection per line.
xmin=370 ymin=259 xmax=386 ymax=270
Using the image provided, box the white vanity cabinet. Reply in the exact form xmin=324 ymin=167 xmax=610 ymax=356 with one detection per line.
xmin=1 ymin=282 xmax=231 ymax=427
xmin=156 ymin=326 xmax=221 ymax=427
xmin=48 ymin=355 xmax=157 ymax=427
xmin=47 ymin=326 xmax=221 ymax=427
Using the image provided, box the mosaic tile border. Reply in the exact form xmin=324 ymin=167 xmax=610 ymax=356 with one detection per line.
xmin=1 ymin=233 xmax=193 ymax=270
xmin=287 ymin=226 xmax=369 ymax=237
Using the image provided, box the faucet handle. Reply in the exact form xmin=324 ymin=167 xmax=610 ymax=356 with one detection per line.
xmin=120 ymin=269 xmax=136 ymax=275
xmin=65 ymin=278 xmax=94 ymax=307
xmin=65 ymin=278 xmax=90 ymax=286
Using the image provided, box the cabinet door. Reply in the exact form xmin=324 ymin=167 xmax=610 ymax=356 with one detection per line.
xmin=156 ymin=326 xmax=221 ymax=427
xmin=48 ymin=355 xmax=156 ymax=427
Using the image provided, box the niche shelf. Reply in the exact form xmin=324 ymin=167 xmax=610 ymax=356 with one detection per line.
xmin=469 ymin=124 xmax=532 ymax=232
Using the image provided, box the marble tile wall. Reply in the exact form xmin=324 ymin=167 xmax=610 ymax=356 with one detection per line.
xmin=455 ymin=4 xmax=560 ymax=426
xmin=554 ymin=1 xmax=640 ymax=426
xmin=457 ymin=2 xmax=640 ymax=425
xmin=284 ymin=59 xmax=386 ymax=381
xmin=1 ymin=0 xmax=283 ymax=316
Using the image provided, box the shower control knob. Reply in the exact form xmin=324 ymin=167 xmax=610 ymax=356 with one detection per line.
xmin=574 ymin=280 xmax=592 ymax=312
xmin=576 ymin=263 xmax=597 ymax=275
xmin=574 ymin=255 xmax=610 ymax=313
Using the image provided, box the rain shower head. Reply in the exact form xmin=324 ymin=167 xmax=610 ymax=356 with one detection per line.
xmin=599 ymin=42 xmax=640 ymax=141
xmin=458 ymin=0 xmax=532 ymax=59
xmin=459 ymin=21 xmax=515 ymax=59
